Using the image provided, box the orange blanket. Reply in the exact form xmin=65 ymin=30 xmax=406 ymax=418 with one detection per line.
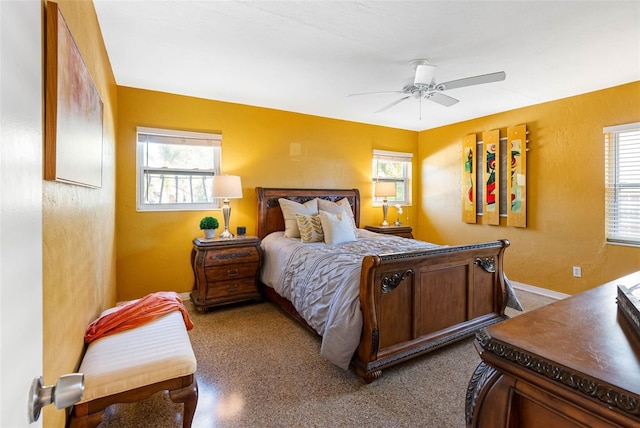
xmin=84 ymin=291 xmax=194 ymax=343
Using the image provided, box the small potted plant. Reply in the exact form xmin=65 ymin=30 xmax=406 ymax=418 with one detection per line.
xmin=199 ymin=216 xmax=219 ymax=239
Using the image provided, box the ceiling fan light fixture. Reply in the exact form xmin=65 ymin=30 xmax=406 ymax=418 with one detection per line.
xmin=414 ymin=64 xmax=436 ymax=87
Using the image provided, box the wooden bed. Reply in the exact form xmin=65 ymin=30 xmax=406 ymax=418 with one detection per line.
xmin=256 ymin=187 xmax=510 ymax=382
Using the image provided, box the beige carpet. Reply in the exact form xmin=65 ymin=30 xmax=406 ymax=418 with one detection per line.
xmin=99 ymin=290 xmax=557 ymax=428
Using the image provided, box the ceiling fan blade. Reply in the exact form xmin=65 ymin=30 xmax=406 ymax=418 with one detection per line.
xmin=374 ymin=96 xmax=411 ymax=113
xmin=348 ymin=90 xmax=403 ymax=97
xmin=427 ymin=92 xmax=459 ymax=107
xmin=437 ymin=71 xmax=506 ymax=91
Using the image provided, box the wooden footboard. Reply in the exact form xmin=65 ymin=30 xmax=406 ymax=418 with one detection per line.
xmin=353 ymin=240 xmax=509 ymax=382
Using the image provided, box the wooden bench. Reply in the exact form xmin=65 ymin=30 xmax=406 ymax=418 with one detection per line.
xmin=69 ymin=310 xmax=198 ymax=428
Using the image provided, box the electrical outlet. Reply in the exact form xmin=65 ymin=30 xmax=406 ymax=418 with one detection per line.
xmin=572 ymin=266 xmax=582 ymax=278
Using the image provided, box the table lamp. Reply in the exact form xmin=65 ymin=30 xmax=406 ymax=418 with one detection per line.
xmin=212 ymin=175 xmax=243 ymax=238
xmin=374 ymin=181 xmax=396 ymax=226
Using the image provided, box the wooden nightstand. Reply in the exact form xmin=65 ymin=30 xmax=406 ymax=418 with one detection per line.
xmin=190 ymin=235 xmax=262 ymax=313
xmin=364 ymin=225 xmax=414 ymax=238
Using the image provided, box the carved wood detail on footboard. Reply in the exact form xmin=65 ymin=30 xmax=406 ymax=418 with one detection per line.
xmin=353 ymin=240 xmax=510 ymax=382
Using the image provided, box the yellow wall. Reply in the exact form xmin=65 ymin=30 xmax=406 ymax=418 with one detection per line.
xmin=418 ymin=82 xmax=640 ymax=295
xmin=42 ymin=0 xmax=117 ymax=426
xmin=115 ymin=87 xmax=418 ymax=300
xmin=117 ymin=84 xmax=640 ymax=301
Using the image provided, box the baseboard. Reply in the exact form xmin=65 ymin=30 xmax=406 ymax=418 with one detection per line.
xmin=510 ymin=281 xmax=570 ymax=300
xmin=180 ymin=292 xmax=191 ymax=302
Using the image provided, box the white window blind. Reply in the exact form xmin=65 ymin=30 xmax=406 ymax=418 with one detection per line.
xmin=372 ymin=149 xmax=413 ymax=206
xmin=604 ymin=122 xmax=640 ymax=246
xmin=136 ymin=127 xmax=222 ymax=212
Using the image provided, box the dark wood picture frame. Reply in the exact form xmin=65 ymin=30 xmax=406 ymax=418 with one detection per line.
xmin=45 ymin=2 xmax=103 ymax=188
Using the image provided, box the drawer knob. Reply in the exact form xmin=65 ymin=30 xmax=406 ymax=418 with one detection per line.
xmin=227 ymin=284 xmax=239 ymax=292
xmin=226 ymin=268 xmax=239 ymax=276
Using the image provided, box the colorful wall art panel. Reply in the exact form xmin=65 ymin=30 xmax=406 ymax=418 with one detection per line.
xmin=483 ymin=129 xmax=500 ymax=225
xmin=462 ymin=134 xmax=477 ymax=223
xmin=507 ymin=124 xmax=527 ymax=227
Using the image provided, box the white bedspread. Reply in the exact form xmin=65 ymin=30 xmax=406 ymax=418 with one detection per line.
xmin=260 ymin=229 xmax=440 ymax=369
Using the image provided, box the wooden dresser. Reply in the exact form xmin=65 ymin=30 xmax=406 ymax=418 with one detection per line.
xmin=466 ymin=271 xmax=640 ymax=427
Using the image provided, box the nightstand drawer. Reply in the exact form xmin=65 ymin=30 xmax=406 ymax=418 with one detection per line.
xmin=205 ymin=278 xmax=258 ymax=300
xmin=203 ymin=246 xmax=260 ymax=266
xmin=394 ymin=231 xmax=414 ymax=238
xmin=205 ymin=263 xmax=259 ymax=281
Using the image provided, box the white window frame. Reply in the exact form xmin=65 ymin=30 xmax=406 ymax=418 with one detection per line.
xmin=136 ymin=127 xmax=222 ymax=212
xmin=372 ymin=149 xmax=413 ymax=206
xmin=604 ymin=122 xmax=640 ymax=247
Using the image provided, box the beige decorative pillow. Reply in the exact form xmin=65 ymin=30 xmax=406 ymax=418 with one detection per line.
xmin=317 ymin=198 xmax=357 ymax=234
xmin=317 ymin=197 xmax=354 ymax=217
xmin=278 ymin=198 xmax=318 ymax=238
xmin=294 ymin=213 xmax=324 ymax=243
xmin=318 ymin=210 xmax=357 ymax=245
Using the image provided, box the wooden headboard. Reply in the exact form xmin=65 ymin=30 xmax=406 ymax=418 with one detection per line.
xmin=255 ymin=187 xmax=360 ymax=239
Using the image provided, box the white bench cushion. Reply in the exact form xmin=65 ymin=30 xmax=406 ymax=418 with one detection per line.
xmin=77 ymin=311 xmax=197 ymax=403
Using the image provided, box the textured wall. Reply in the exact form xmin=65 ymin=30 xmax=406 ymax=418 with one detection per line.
xmin=418 ymin=82 xmax=640 ymax=295
xmin=115 ymin=87 xmax=418 ymax=301
xmin=42 ymin=1 xmax=117 ymax=426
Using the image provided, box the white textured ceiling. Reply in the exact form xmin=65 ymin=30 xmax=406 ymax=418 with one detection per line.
xmin=93 ymin=1 xmax=640 ymax=131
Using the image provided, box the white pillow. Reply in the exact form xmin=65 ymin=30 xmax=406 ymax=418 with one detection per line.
xmin=319 ymin=210 xmax=357 ymax=244
xmin=279 ymin=198 xmax=318 ymax=238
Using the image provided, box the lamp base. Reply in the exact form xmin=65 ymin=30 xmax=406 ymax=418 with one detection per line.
xmin=219 ymin=228 xmax=234 ymax=239
xmin=380 ymin=201 xmax=389 ymax=226
xmin=220 ymin=199 xmax=234 ymax=238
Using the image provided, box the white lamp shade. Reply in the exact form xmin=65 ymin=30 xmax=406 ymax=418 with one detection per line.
xmin=374 ymin=181 xmax=396 ymax=198
xmin=212 ymin=175 xmax=243 ymax=198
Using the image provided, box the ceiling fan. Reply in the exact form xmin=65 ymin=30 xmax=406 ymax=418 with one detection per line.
xmin=349 ymin=59 xmax=506 ymax=119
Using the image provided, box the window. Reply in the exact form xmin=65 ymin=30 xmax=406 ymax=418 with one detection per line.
xmin=604 ymin=122 xmax=640 ymax=246
xmin=136 ymin=127 xmax=221 ymax=212
xmin=372 ymin=149 xmax=412 ymax=205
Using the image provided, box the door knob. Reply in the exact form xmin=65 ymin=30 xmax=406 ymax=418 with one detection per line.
xmin=28 ymin=373 xmax=84 ymax=422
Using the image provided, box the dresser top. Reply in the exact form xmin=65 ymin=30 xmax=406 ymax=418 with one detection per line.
xmin=480 ymin=271 xmax=640 ymax=397
xmin=193 ymin=235 xmax=259 ymax=248
xmin=364 ymin=225 xmax=413 ymax=233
